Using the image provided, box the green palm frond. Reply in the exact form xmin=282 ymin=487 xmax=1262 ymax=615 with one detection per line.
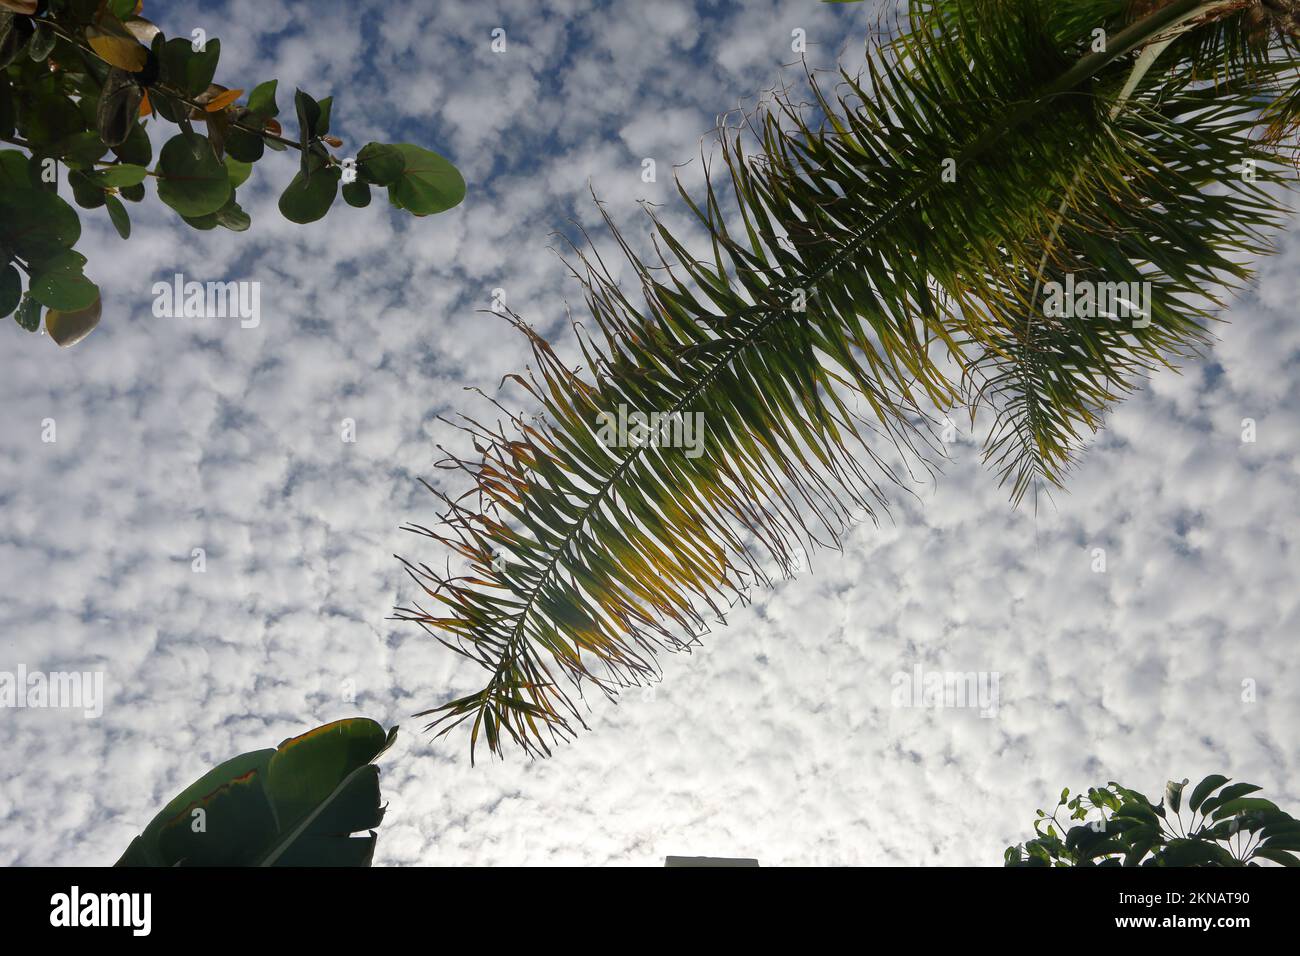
xmin=398 ymin=0 xmax=1299 ymax=760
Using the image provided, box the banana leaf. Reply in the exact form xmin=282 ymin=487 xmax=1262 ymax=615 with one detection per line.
xmin=116 ymin=717 xmax=397 ymax=867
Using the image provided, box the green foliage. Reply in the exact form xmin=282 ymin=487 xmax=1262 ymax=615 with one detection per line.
xmin=116 ymin=717 xmax=398 ymax=867
xmin=385 ymin=142 xmax=465 ymax=215
xmin=0 ymin=0 xmax=465 ymax=346
xmin=398 ymin=0 xmax=1300 ymax=760
xmin=155 ymin=130 xmax=228 ymax=215
xmin=1005 ymin=775 xmax=1300 ymax=867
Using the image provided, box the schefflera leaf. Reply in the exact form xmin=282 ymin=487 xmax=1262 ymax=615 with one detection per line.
xmin=115 ymin=717 xmax=398 ymax=867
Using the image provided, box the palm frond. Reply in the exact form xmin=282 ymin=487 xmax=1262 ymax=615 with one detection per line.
xmin=398 ymin=0 xmax=1299 ymax=759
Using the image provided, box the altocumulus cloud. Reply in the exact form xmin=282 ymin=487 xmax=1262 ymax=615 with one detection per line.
xmin=0 ymin=0 xmax=1295 ymax=866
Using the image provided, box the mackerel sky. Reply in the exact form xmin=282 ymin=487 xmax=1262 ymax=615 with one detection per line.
xmin=1 ymin=0 xmax=1296 ymax=866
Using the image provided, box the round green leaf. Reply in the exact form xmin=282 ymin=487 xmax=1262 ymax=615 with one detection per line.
xmin=160 ymin=36 xmax=220 ymax=97
xmin=69 ymin=169 xmax=107 ymax=209
xmin=148 ymin=89 xmax=185 ymax=124
xmin=55 ymin=130 xmax=110 ymax=170
xmin=356 ymin=142 xmax=403 ymax=186
xmin=224 ymin=126 xmax=265 ymax=163
xmin=0 ymin=262 xmax=20 ymax=318
xmin=0 ymin=148 xmax=35 ymax=188
xmin=19 ymin=75 xmax=82 ymax=145
xmin=386 ymin=143 xmax=465 ymax=216
xmin=181 ymin=211 xmax=219 ymax=230
xmin=30 ymin=273 xmax=97 ymax=313
xmin=342 ymin=179 xmax=371 ymax=208
xmin=278 ymin=165 xmax=340 ymax=224
xmin=112 ymin=121 xmax=153 ymax=166
xmin=156 ymin=131 xmax=231 ymax=217
xmin=0 ymin=188 xmax=81 ymax=259
xmin=225 ymin=156 xmax=252 ymax=188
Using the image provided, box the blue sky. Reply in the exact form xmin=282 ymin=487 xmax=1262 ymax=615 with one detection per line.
xmin=0 ymin=0 xmax=1297 ymax=866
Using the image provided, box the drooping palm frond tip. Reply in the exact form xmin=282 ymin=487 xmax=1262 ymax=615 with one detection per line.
xmin=398 ymin=0 xmax=1299 ymax=760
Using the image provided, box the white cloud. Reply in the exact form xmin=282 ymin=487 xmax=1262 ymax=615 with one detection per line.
xmin=0 ymin=0 xmax=1295 ymax=868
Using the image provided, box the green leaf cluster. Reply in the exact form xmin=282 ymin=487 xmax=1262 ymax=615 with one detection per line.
xmin=2 ymin=0 xmax=464 ymax=345
xmin=1005 ymin=775 xmax=1300 ymax=867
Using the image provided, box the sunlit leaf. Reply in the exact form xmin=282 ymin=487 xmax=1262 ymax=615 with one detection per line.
xmin=204 ymin=87 xmax=243 ymax=112
xmin=85 ymin=17 xmax=148 ymax=72
xmin=45 ymin=294 xmax=101 ymax=347
xmin=90 ymin=163 xmax=147 ymax=187
xmin=224 ymin=155 xmax=252 ymax=188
